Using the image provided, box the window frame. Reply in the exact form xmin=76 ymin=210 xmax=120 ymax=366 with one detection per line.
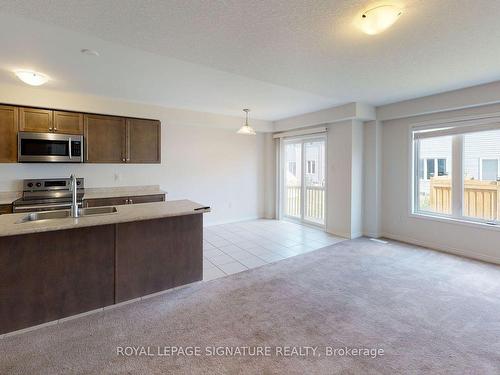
xmin=410 ymin=115 xmax=500 ymax=229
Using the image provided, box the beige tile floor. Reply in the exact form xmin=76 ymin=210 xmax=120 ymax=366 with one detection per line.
xmin=203 ymin=219 xmax=345 ymax=281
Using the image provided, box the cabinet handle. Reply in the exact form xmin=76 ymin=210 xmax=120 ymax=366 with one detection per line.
xmin=122 ymin=158 xmax=126 ymax=162
xmin=125 ymin=199 xmax=129 ymax=204
xmin=129 ymin=199 xmax=133 ymax=204
xmin=49 ymin=127 xmax=54 ymax=132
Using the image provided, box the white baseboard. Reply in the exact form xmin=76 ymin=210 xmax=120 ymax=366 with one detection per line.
xmin=363 ymin=231 xmax=382 ymax=238
xmin=325 ymin=229 xmax=363 ymax=240
xmin=351 ymin=231 xmax=363 ymax=239
xmin=382 ymin=232 xmax=500 ymax=265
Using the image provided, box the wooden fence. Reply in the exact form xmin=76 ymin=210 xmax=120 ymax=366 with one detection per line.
xmin=430 ymin=177 xmax=500 ymax=220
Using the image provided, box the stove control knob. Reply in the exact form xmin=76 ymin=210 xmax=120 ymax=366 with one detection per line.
xmin=27 ymin=182 xmax=33 ymax=188
xmin=36 ymin=182 xmax=42 ymax=187
xmin=77 ymin=181 xmax=81 ymax=186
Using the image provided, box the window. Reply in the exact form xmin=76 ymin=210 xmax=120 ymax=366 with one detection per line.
xmin=480 ymin=159 xmax=499 ymax=181
xmin=288 ymin=161 xmax=296 ymax=176
xmin=437 ymin=159 xmax=447 ymax=176
xmin=414 ymin=136 xmax=452 ymax=214
xmin=463 ymin=130 xmax=500 ymax=221
xmin=421 ymin=158 xmax=448 ymax=180
xmin=306 ymin=160 xmax=316 ymax=174
xmin=426 ymin=158 xmax=435 ymax=179
xmin=413 ymin=123 xmax=500 ymax=224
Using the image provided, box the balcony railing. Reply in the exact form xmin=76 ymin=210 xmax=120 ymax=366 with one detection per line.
xmin=429 ymin=177 xmax=500 ymax=221
xmin=285 ymin=185 xmax=325 ymax=224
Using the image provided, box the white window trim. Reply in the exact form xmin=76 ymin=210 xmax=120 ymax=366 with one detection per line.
xmin=409 ymin=117 xmax=500 ymax=229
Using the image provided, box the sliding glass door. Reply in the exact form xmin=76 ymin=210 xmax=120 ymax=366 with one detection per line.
xmin=282 ymin=136 xmax=326 ymax=226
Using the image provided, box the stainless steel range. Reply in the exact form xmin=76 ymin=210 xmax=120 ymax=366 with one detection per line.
xmin=13 ymin=178 xmax=84 ymax=213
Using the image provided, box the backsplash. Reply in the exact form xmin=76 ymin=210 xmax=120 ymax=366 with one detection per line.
xmin=0 ymin=163 xmax=164 ymax=192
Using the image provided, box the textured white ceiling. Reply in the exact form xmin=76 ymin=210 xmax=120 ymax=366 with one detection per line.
xmin=1 ymin=0 xmax=500 ymax=120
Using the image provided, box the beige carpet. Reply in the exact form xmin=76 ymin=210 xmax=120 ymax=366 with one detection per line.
xmin=1 ymin=238 xmax=500 ymax=374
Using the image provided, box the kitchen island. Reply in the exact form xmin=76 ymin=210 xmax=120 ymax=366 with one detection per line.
xmin=0 ymin=200 xmax=210 ymax=335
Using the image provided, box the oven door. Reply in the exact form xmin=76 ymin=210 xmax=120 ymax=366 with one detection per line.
xmin=18 ymin=132 xmax=83 ymax=163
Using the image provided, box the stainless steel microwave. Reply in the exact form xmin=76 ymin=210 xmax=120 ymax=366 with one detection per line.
xmin=18 ymin=132 xmax=84 ymax=163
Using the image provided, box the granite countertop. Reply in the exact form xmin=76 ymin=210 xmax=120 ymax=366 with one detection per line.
xmin=0 ymin=200 xmax=210 ymax=237
xmin=0 ymin=191 xmax=21 ymax=205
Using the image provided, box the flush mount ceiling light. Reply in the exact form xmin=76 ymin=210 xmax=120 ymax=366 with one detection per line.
xmin=358 ymin=5 xmax=403 ymax=35
xmin=81 ymin=48 xmax=100 ymax=57
xmin=237 ymin=109 xmax=256 ymax=135
xmin=14 ymin=70 xmax=49 ymax=86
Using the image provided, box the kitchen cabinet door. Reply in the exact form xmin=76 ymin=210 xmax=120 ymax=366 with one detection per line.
xmin=115 ymin=215 xmax=202 ymax=303
xmin=127 ymin=194 xmax=165 ymax=205
xmin=54 ymin=111 xmax=83 ymax=134
xmin=84 ymin=114 xmax=126 ymax=163
xmin=19 ymin=107 xmax=53 ymax=132
xmin=0 ymin=225 xmax=115 ymax=334
xmin=0 ymin=105 xmax=18 ymax=163
xmin=84 ymin=194 xmax=165 ymax=207
xmin=127 ymin=118 xmax=161 ymax=163
xmin=0 ymin=204 xmax=13 ymax=215
xmin=83 ymin=196 xmax=129 ymax=208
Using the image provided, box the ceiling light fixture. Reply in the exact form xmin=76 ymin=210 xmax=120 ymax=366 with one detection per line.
xmin=358 ymin=5 xmax=402 ymax=35
xmin=81 ymin=48 xmax=100 ymax=57
xmin=237 ymin=109 xmax=256 ymax=135
xmin=14 ymin=70 xmax=49 ymax=86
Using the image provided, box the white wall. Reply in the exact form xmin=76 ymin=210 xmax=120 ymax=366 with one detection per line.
xmin=380 ymin=103 xmax=500 ymax=264
xmin=273 ymin=102 xmax=375 ymax=132
xmin=325 ymin=120 xmax=363 ymax=239
xmin=363 ymin=120 xmax=382 ymax=237
xmin=376 ymin=80 xmax=500 ymax=121
xmin=262 ymin=133 xmax=276 ymax=219
xmin=0 ymin=84 xmax=274 ymax=225
xmin=350 ymin=120 xmax=364 ymax=238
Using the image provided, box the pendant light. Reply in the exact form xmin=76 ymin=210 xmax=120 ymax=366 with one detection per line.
xmin=237 ymin=109 xmax=256 ymax=135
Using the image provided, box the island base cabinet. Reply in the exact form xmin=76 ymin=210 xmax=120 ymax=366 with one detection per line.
xmin=115 ymin=214 xmax=203 ymax=303
xmin=0 ymin=225 xmax=115 ymax=334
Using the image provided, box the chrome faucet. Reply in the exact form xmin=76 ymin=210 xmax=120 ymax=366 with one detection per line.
xmin=70 ymin=174 xmax=80 ymax=218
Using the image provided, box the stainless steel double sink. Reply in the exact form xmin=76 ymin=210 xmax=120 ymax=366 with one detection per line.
xmin=18 ymin=206 xmax=117 ymax=223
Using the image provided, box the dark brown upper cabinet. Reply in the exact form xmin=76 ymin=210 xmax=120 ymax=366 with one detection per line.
xmin=53 ymin=111 xmax=83 ymax=134
xmin=85 ymin=115 xmax=161 ymax=164
xmin=0 ymin=105 xmax=18 ymax=163
xmin=19 ymin=107 xmax=53 ymax=133
xmin=0 ymin=103 xmax=160 ymax=164
xmin=19 ymin=108 xmax=83 ymax=135
xmin=84 ymin=114 xmax=127 ymax=163
xmin=127 ymin=118 xmax=161 ymax=163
